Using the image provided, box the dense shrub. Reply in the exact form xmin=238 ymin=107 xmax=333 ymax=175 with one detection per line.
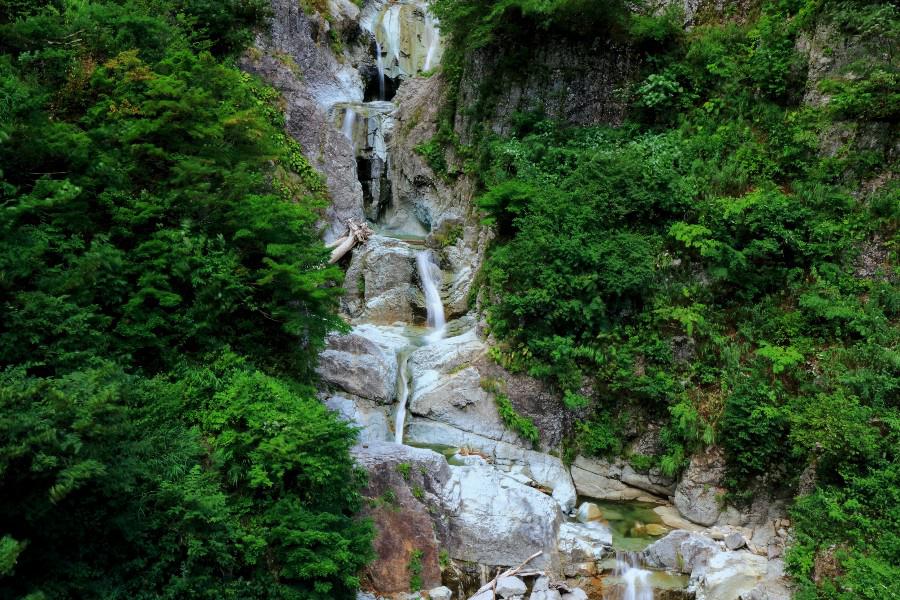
xmin=0 ymin=0 xmax=370 ymax=597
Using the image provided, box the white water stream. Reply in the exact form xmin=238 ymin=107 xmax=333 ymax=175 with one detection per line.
xmin=375 ymin=40 xmax=386 ymax=100
xmin=613 ymin=552 xmax=654 ymax=600
xmin=416 ymin=251 xmax=446 ymax=341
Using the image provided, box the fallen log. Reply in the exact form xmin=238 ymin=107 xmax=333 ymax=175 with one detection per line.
xmin=467 ymin=551 xmax=543 ymax=600
xmin=328 ymin=219 xmax=373 ymax=264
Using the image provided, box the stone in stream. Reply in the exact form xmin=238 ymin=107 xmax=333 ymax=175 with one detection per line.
xmin=576 ymin=502 xmax=602 ymax=523
xmin=642 ymin=530 xmax=721 ymax=574
xmin=692 ymin=551 xmax=768 ymax=600
xmin=560 ymin=590 xmax=588 ymax=600
xmin=557 ymin=521 xmax=612 ymax=569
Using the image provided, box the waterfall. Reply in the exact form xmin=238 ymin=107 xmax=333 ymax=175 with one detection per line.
xmin=422 ymin=14 xmax=440 ymax=72
xmin=416 ymin=251 xmax=445 ymax=341
xmin=393 ymin=350 xmax=411 ymax=444
xmin=375 ymin=40 xmax=386 ymax=100
xmin=614 ymin=552 xmax=653 ymax=600
xmin=341 ymin=107 xmax=357 ymax=149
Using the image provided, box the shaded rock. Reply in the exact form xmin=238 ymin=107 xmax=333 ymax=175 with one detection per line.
xmin=456 ymin=35 xmax=636 ymax=140
xmin=570 ymin=455 xmax=667 ymax=502
xmin=439 ymin=463 xmax=562 ymax=571
xmin=674 ymin=447 xmax=726 ymax=526
xmin=561 ymin=590 xmax=588 ymax=600
xmin=642 ymin=530 xmax=721 ymax=574
xmin=725 ymin=532 xmax=747 ymax=551
xmin=473 ymin=353 xmax=570 ymax=448
xmin=317 ymin=325 xmax=407 ymax=403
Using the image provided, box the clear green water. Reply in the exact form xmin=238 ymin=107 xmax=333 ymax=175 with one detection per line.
xmin=405 ymin=442 xmax=468 ymax=465
xmin=576 ymin=498 xmax=670 ymax=552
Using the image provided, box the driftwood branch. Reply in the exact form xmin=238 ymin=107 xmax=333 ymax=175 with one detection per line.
xmin=328 ymin=219 xmax=373 ymax=263
xmin=467 ymin=551 xmax=543 ymax=600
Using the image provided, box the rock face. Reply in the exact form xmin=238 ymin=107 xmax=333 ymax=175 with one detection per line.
xmin=324 ymin=394 xmax=391 ymax=442
xmin=240 ymin=0 xmax=366 ymax=241
xmin=570 ymin=455 xmax=675 ymax=502
xmin=407 ymin=331 xmax=520 ymax=444
xmin=352 ymin=442 xmax=450 ymax=594
xmin=440 ymin=463 xmax=563 ymax=572
xmin=674 ymin=446 xmax=727 ymax=526
xmin=456 ymin=35 xmax=637 ymax=140
xmin=316 ymin=324 xmax=408 ymax=403
xmin=405 ymin=420 xmax=576 ymax=512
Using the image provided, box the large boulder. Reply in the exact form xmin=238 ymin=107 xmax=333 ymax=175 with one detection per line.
xmin=642 ymin=530 xmax=722 ymax=574
xmin=674 ymin=447 xmax=727 ymax=526
xmin=405 ymin=420 xmax=576 ymax=512
xmin=342 ymin=236 xmax=420 ymax=323
xmin=317 ymin=324 xmax=408 ymax=403
xmin=324 ymin=395 xmax=391 ymax=442
xmin=691 ymin=551 xmax=767 ymax=600
xmin=352 ymin=442 xmax=450 ymax=594
xmin=439 ymin=463 xmax=563 ymax=571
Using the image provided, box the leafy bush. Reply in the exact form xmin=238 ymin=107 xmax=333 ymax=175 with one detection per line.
xmin=0 ymin=0 xmax=371 ymax=596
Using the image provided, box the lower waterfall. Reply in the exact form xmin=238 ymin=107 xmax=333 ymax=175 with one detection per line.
xmin=416 ymin=250 xmax=446 ymax=342
xmin=612 ymin=551 xmax=653 ymax=600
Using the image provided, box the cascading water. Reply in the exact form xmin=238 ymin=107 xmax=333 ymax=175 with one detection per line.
xmin=416 ymin=251 xmax=446 ymax=342
xmin=422 ymin=14 xmax=440 ymax=72
xmin=393 ymin=350 xmax=411 ymax=443
xmin=375 ymin=40 xmax=386 ymax=100
xmin=341 ymin=107 xmax=357 ymax=149
xmin=612 ymin=552 xmax=653 ymax=600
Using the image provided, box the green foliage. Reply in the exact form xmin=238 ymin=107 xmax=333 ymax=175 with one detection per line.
xmin=450 ymin=1 xmax=898 ymax=596
xmin=0 ymin=0 xmax=370 ymax=597
xmin=495 ymin=394 xmax=540 ymax=447
xmin=397 ymin=462 xmax=412 ymax=481
xmin=408 ymin=549 xmax=424 ymax=591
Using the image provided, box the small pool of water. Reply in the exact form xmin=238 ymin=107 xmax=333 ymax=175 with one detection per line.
xmin=406 ymin=442 xmax=473 ymax=466
xmin=575 ymin=498 xmax=670 ymax=552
